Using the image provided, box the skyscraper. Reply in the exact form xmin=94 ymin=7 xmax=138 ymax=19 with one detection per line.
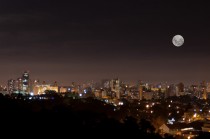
xmin=16 ymin=77 xmax=23 ymax=93
xmin=8 ymin=79 xmax=15 ymax=94
xmin=201 ymin=81 xmax=207 ymax=100
xmin=110 ymin=78 xmax=120 ymax=99
xmin=139 ymin=82 xmax=143 ymax=100
xmin=167 ymin=84 xmax=176 ymax=97
xmin=22 ymin=71 xmax=30 ymax=93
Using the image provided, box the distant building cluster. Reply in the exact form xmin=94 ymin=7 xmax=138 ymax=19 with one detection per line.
xmin=5 ymin=71 xmax=58 ymax=95
xmin=7 ymin=71 xmax=30 ymax=94
xmin=1 ymin=72 xmax=210 ymax=102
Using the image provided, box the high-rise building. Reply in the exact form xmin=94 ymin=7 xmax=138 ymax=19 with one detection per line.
xmin=8 ymin=79 xmax=15 ymax=94
xmin=16 ymin=77 xmax=23 ymax=93
xmin=177 ymin=82 xmax=184 ymax=93
xmin=201 ymin=81 xmax=207 ymax=100
xmin=34 ymin=80 xmax=39 ymax=86
xmin=0 ymin=85 xmax=4 ymax=91
xmin=167 ymin=84 xmax=176 ymax=97
xmin=22 ymin=71 xmax=30 ymax=93
xmin=206 ymin=83 xmax=210 ymax=99
xmin=139 ymin=82 xmax=143 ymax=100
xmin=207 ymin=83 xmax=210 ymax=93
xmin=101 ymin=79 xmax=110 ymax=88
xmin=110 ymin=78 xmax=120 ymax=99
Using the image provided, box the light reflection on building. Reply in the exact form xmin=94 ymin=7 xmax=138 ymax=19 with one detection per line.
xmin=33 ymin=84 xmax=58 ymax=95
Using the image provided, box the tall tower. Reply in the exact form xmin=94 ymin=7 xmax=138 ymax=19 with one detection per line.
xmin=16 ymin=78 xmax=23 ymax=93
xmin=202 ymin=81 xmax=207 ymax=100
xmin=115 ymin=78 xmax=120 ymax=99
xmin=110 ymin=78 xmax=120 ymax=99
xmin=139 ymin=82 xmax=143 ymax=100
xmin=8 ymin=79 xmax=15 ymax=94
xmin=22 ymin=71 xmax=29 ymax=93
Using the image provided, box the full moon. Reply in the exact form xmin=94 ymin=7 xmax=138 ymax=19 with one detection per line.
xmin=172 ymin=35 xmax=184 ymax=47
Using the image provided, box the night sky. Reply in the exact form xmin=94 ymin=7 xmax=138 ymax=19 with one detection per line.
xmin=0 ymin=0 xmax=210 ymax=85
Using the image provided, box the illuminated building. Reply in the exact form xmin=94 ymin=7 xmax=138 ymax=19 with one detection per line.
xmin=206 ymin=82 xmax=210 ymax=99
xmin=168 ymin=84 xmax=176 ymax=97
xmin=77 ymin=85 xmax=82 ymax=93
xmin=0 ymin=85 xmax=4 ymax=91
xmin=202 ymin=121 xmax=210 ymax=132
xmin=71 ymin=82 xmax=75 ymax=88
xmin=101 ymin=79 xmax=110 ymax=88
xmin=102 ymin=90 xmax=107 ymax=98
xmin=22 ymin=71 xmax=30 ymax=93
xmin=139 ymin=82 xmax=143 ymax=100
xmin=58 ymin=86 xmax=72 ymax=93
xmin=8 ymin=79 xmax=15 ymax=94
xmin=203 ymin=87 xmax=207 ymax=100
xmin=16 ymin=77 xmax=23 ymax=93
xmin=177 ymin=82 xmax=184 ymax=93
xmin=33 ymin=84 xmax=58 ymax=95
xmin=201 ymin=81 xmax=207 ymax=100
xmin=207 ymin=82 xmax=210 ymax=93
xmin=94 ymin=89 xmax=102 ymax=98
xmin=143 ymin=92 xmax=153 ymax=100
xmin=175 ymin=86 xmax=179 ymax=96
xmin=69 ymin=82 xmax=78 ymax=93
xmin=110 ymin=78 xmax=120 ymax=99
xmin=33 ymin=80 xmax=39 ymax=86
xmin=59 ymin=87 xmax=67 ymax=93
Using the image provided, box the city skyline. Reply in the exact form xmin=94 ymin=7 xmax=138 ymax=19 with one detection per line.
xmin=2 ymin=70 xmax=210 ymax=87
xmin=0 ymin=0 xmax=210 ymax=85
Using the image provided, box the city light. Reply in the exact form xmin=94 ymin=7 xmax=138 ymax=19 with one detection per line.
xmin=118 ymin=102 xmax=123 ymax=105
xmin=168 ymin=118 xmax=175 ymax=124
xmin=1 ymin=72 xmax=210 ymax=138
xmin=181 ymin=128 xmax=194 ymax=131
